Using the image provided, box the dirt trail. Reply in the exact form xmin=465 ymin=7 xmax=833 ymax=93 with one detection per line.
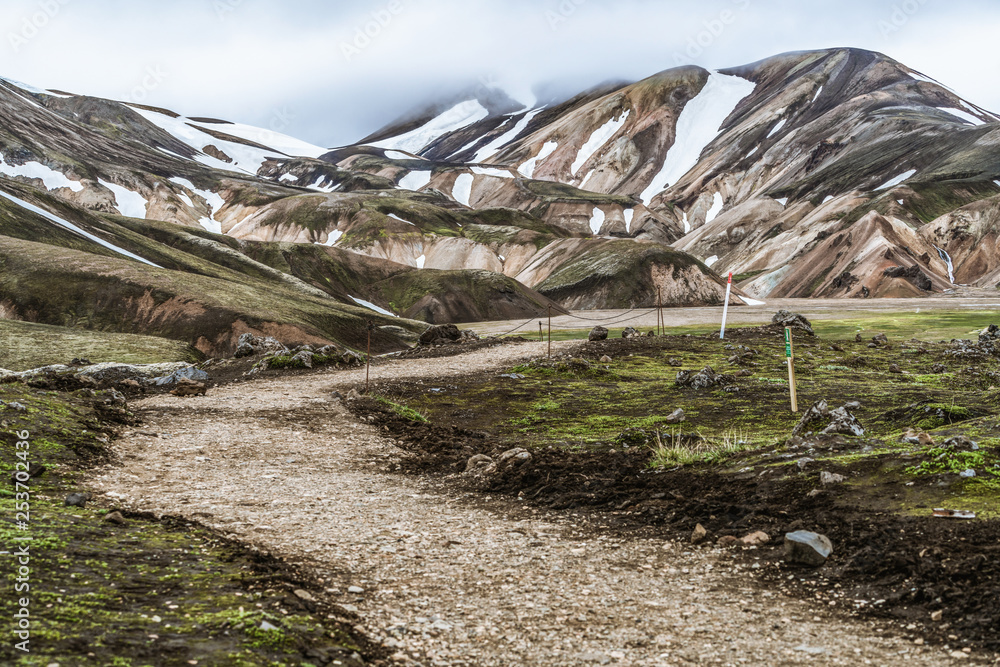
xmin=91 ymin=342 xmax=982 ymax=666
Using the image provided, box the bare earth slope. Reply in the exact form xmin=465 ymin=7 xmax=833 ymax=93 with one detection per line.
xmin=90 ymin=344 xmax=977 ymax=666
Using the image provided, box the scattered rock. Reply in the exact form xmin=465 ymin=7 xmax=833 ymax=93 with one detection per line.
xmin=103 ymin=511 xmax=126 ymax=525
xmin=346 ymin=389 xmax=362 ymax=400
xmin=959 ymin=469 xmax=976 ymax=478
xmin=347 ymin=586 xmax=364 ymax=595
xmin=930 ymin=610 xmax=943 ymax=622
xmin=691 ymin=523 xmax=709 ymax=545
xmin=888 ymin=363 xmax=902 ymax=374
xmin=152 ymin=366 xmax=209 ymax=386
xmin=791 ymin=400 xmax=864 ymax=437
xmin=784 ymin=530 xmax=833 ymax=567
xmin=293 ymin=589 xmax=316 ymax=603
xmin=64 ymin=492 xmax=92 ymax=507
xmin=290 ymin=350 xmax=314 ymax=369
xmin=234 ymin=333 xmax=289 ymax=358
xmin=589 ymin=326 xmax=609 ymax=342
xmin=171 ymin=378 xmax=208 ymax=397
xmin=463 ymin=455 xmax=494 ymax=475
xmin=796 ymin=457 xmax=815 ymax=470
xmin=621 ymin=327 xmax=640 ymax=339
xmin=599 ymin=355 xmax=612 ymax=364
xmin=772 ymin=310 xmax=814 ymax=335
xmin=930 ymin=363 xmax=947 ymax=374
xmin=260 ymin=620 xmax=280 ymax=632
xmin=10 ymin=462 xmax=46 ymax=485
xmin=675 ymin=366 xmax=734 ymax=390
xmin=664 ymin=408 xmax=685 ymax=424
xmin=741 ymin=531 xmax=770 ymax=547
xmin=717 ymin=535 xmax=740 ymax=548
xmin=820 ymin=471 xmax=846 ymax=485
xmin=4 ymin=401 xmax=27 ymax=412
xmin=871 ymin=333 xmax=889 ymax=346
xmin=666 ymin=357 xmax=683 ymax=367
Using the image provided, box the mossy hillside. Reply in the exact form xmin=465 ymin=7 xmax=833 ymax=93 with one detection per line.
xmin=535 ymin=240 xmax=714 ymax=306
xmin=0 ymin=384 xmax=369 ymax=665
xmin=0 ymin=320 xmax=198 ymax=372
xmin=369 ymin=269 xmax=557 ymax=322
xmin=523 ymin=180 xmax=636 ymax=206
xmin=0 ymin=236 xmax=419 ymax=355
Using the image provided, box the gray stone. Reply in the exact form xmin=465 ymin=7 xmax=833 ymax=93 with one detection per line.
xmin=152 ymin=366 xmax=209 ymax=387
xmin=664 ymin=408 xmax=685 ymax=424
xmin=599 ymin=355 xmax=612 ymax=364
xmin=959 ymin=469 xmax=976 ymax=478
xmin=347 ymin=585 xmax=364 ymax=594
xmin=464 ymin=454 xmax=494 ymax=475
xmin=797 ymin=457 xmax=815 ymax=470
xmin=290 ymin=350 xmax=314 ymax=369
xmin=820 ymin=471 xmax=846 ymax=485
xmin=589 ymin=326 xmax=609 ymax=342
xmin=691 ymin=523 xmax=709 ymax=545
xmin=621 ymin=327 xmax=640 ymax=339
xmin=293 ymin=589 xmax=316 ymax=602
xmin=784 ymin=530 xmax=833 ymax=567
xmin=64 ymin=492 xmax=91 ymax=508
xmin=260 ymin=620 xmax=280 ymax=632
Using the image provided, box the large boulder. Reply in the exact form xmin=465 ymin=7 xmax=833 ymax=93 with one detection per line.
xmin=234 ymin=333 xmax=289 ymax=358
xmin=152 ymin=366 xmax=209 ymax=386
xmin=772 ymin=310 xmax=814 ymax=335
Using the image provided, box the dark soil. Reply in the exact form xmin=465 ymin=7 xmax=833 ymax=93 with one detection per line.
xmin=346 ymin=329 xmax=1000 ymax=657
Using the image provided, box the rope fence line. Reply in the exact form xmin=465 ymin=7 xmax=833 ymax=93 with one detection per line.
xmin=489 ymin=307 xmax=661 ymax=338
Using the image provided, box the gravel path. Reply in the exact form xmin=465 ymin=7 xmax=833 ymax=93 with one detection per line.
xmin=91 ymin=342 xmax=986 ymax=666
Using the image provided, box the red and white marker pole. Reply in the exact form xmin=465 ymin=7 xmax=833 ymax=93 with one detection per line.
xmin=720 ymin=272 xmax=733 ymax=340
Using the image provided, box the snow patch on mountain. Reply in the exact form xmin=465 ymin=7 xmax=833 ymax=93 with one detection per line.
xmin=320 ymin=230 xmax=343 ymax=247
xmin=0 ymin=155 xmax=83 ymax=192
xmin=811 ymin=86 xmax=824 ymax=103
xmin=187 ymin=119 xmax=327 ymax=158
xmin=571 ymin=110 xmax=631 ymax=176
xmin=279 ymin=173 xmax=299 ymax=183
xmin=0 ymin=77 xmax=69 ymax=98
xmin=936 ymin=107 xmax=985 ymax=126
xmin=624 ymin=209 xmax=634 ymax=234
xmin=99 ymin=179 xmax=148 ymax=219
xmin=398 ymin=170 xmax=432 ymax=191
xmin=706 ymin=193 xmax=724 ymax=223
xmin=371 ymin=100 xmax=489 ymax=154
xmin=767 ymin=118 xmax=787 ymax=138
xmin=350 ymin=296 xmax=397 ymax=317
xmin=471 ymin=166 xmax=514 ymax=179
xmin=170 ymin=178 xmax=225 ymax=233
xmin=518 ymin=141 xmax=559 ymax=179
xmin=0 ymin=188 xmax=159 ymax=266
xmin=775 ymin=197 xmax=788 ymax=207
xmin=416 ymin=254 xmax=426 ymax=269
xmin=453 ymin=173 xmax=475 ymax=206
xmin=385 ymin=150 xmax=418 ymax=160
xmin=589 ymin=207 xmax=605 ymax=235
xmin=640 ymin=72 xmax=756 ymax=204
xmin=875 ymin=169 xmax=916 ymax=190
xmin=705 ymin=255 xmax=719 ymax=268
xmin=131 ymin=106 xmax=281 ymax=175
xmin=388 ymin=214 xmax=415 ymax=226
xmin=473 ymin=109 xmax=543 ymax=163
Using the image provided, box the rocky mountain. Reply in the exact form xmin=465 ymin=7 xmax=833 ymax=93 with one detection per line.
xmin=1 ymin=47 xmax=997 ymax=354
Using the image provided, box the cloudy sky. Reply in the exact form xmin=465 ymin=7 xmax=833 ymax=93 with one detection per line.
xmin=3 ymin=0 xmax=998 ymax=147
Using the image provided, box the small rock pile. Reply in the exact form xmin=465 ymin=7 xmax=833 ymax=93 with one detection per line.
xmin=418 ymin=324 xmax=480 ymax=347
xmin=946 ymin=324 xmax=1000 ymax=359
xmin=791 ymin=400 xmax=865 ymax=437
xmin=675 ymin=366 xmax=737 ymax=391
xmin=772 ymin=310 xmax=814 ymax=335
